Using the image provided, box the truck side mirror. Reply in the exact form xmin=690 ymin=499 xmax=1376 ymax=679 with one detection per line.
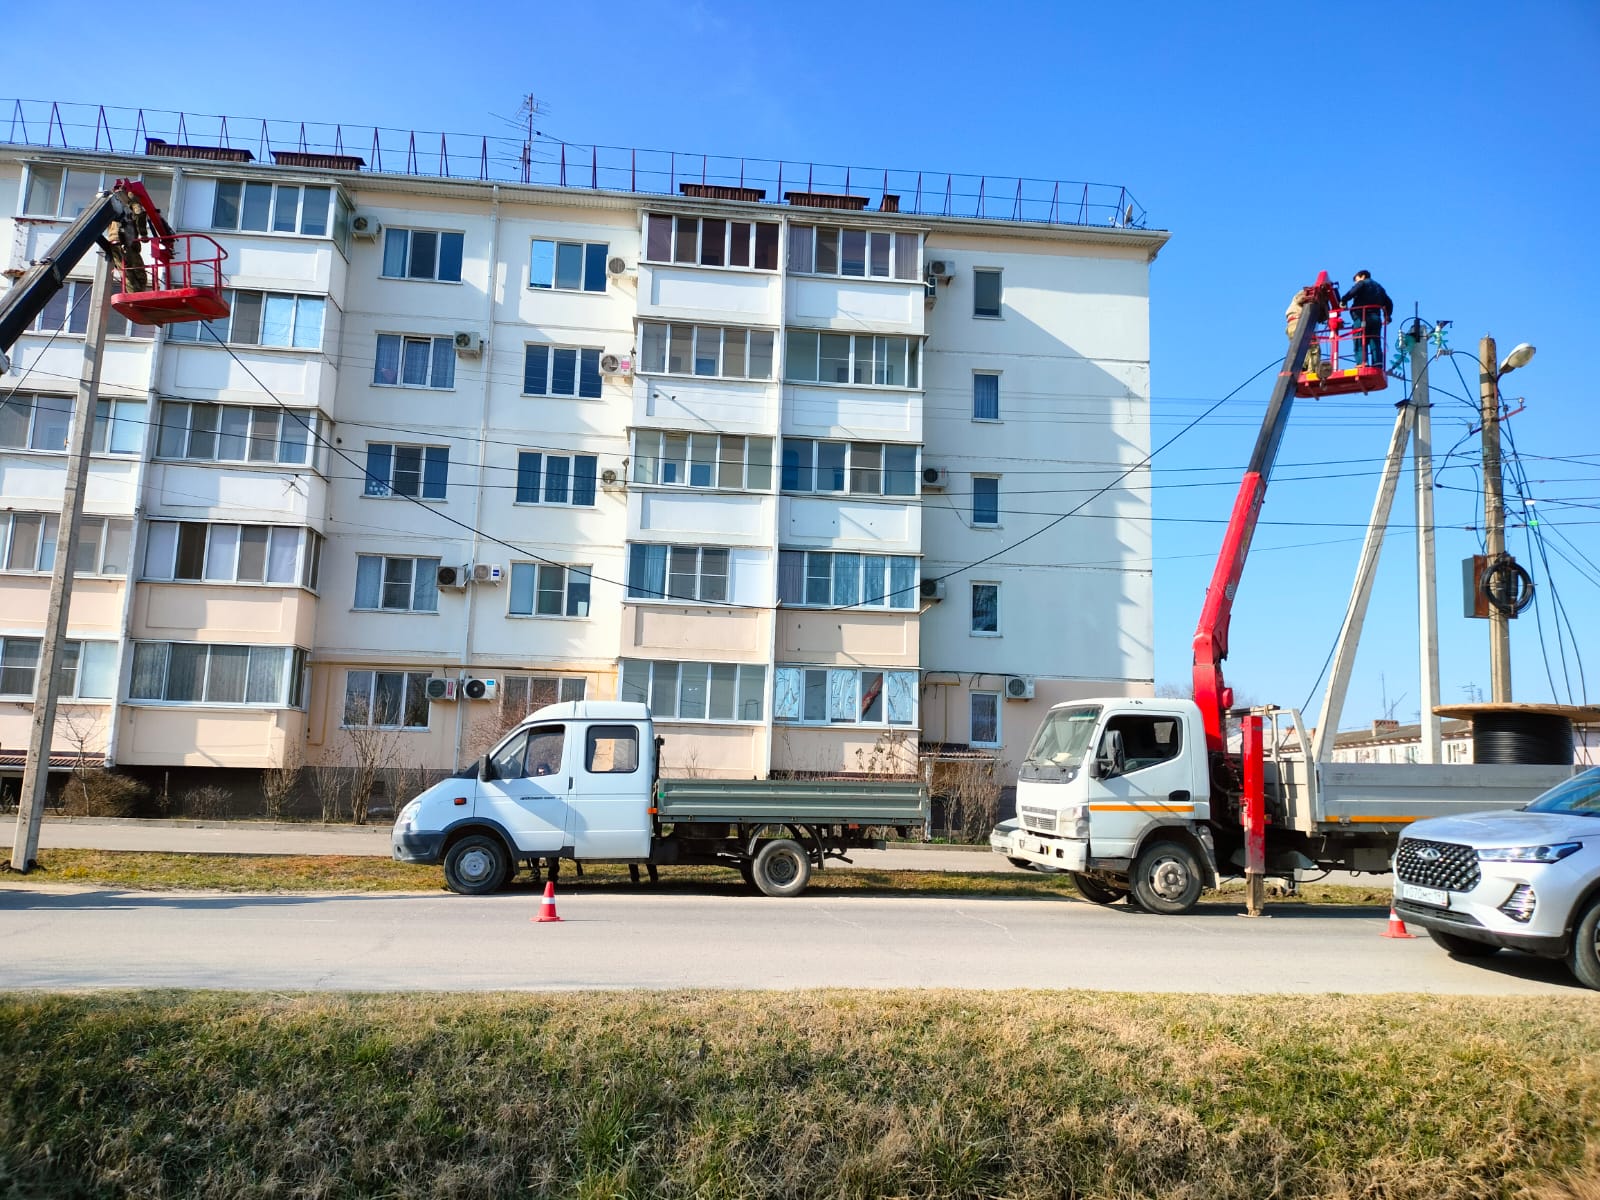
xmin=478 ymin=753 xmax=495 ymax=782
xmin=1093 ymin=729 xmax=1125 ymax=779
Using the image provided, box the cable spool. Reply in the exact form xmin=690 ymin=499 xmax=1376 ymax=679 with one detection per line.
xmin=1481 ymin=556 xmax=1534 ymax=617
xmin=1470 ymin=711 xmax=1574 ymax=765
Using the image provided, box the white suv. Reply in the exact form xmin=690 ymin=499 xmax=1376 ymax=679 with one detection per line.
xmin=1395 ymin=766 xmax=1600 ymax=989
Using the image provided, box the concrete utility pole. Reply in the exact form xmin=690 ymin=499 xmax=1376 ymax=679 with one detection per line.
xmin=10 ymin=255 xmax=112 ymax=873
xmin=1478 ymin=334 xmax=1512 ymax=703
xmin=1410 ymin=328 xmax=1441 ymax=763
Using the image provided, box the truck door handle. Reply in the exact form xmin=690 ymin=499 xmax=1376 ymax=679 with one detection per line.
xmin=1169 ymin=790 xmax=1191 ymax=803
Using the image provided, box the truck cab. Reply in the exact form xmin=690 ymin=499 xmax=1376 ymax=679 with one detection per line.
xmin=393 ymin=701 xmax=658 ymax=893
xmin=1009 ymin=697 xmax=1218 ymax=912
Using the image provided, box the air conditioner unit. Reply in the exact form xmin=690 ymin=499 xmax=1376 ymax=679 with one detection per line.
xmin=926 ymin=259 xmax=955 ymax=280
xmin=453 ymin=331 xmax=483 ymax=356
xmin=1005 ymin=675 xmax=1036 ymax=701
xmin=462 ymin=677 xmax=498 ymax=702
xmin=600 ymin=467 xmax=625 ymax=491
xmin=470 ymin=562 xmax=503 ymax=584
xmin=351 ymin=213 xmax=382 ymax=240
xmin=920 ymin=578 xmax=945 ymax=602
xmin=424 ymin=677 xmax=458 ymax=702
xmin=600 ymin=353 xmax=633 ymax=377
xmin=922 ymin=465 xmax=948 ymax=491
xmin=436 ymin=564 xmax=469 ymax=589
xmin=607 ymin=255 xmax=630 ymax=277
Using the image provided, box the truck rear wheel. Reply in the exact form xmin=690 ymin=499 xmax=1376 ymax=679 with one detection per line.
xmin=1071 ymin=873 xmax=1129 ymax=905
xmin=443 ymin=834 xmax=509 ymax=895
xmin=752 ymin=839 xmax=811 ymax=898
xmin=1129 ymin=841 xmax=1203 ymax=915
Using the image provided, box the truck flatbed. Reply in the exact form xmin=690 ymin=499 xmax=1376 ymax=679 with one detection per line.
xmin=656 ymin=778 xmax=925 ymax=826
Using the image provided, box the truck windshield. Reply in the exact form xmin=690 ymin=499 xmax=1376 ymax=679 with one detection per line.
xmin=1524 ymin=767 xmax=1600 ymax=816
xmin=1024 ymin=706 xmax=1101 ymax=767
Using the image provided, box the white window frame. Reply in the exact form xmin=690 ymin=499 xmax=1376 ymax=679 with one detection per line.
xmin=0 ymin=392 xmax=75 ymax=453
xmin=372 ymin=333 xmax=456 ymax=390
xmin=381 ymin=227 xmax=465 ymax=283
xmin=636 ymin=322 xmax=777 ymax=381
xmin=523 ymin=344 xmax=604 ymax=398
xmin=353 ymin=555 xmax=441 ymax=613
xmin=92 ymin=399 xmax=148 ymax=455
xmin=363 ymin=443 xmax=449 ymax=500
xmin=129 ymin=642 xmax=307 ymax=708
xmin=22 ymin=166 xmax=171 ymax=219
xmin=210 ymin=179 xmax=334 ymax=237
xmin=508 ymin=562 xmax=593 ymax=618
xmin=971 ymin=582 xmax=1000 ymax=636
xmin=970 ymin=691 xmax=1002 ymax=747
xmin=782 ymin=330 xmax=921 ymax=389
xmin=142 ymin=521 xmax=320 ymax=588
xmin=341 ymin=668 xmax=431 ymax=729
xmin=502 ymin=673 xmax=587 ymax=718
xmin=0 ymin=636 xmax=118 ymax=701
xmin=155 ymin=402 xmax=317 ymax=467
xmin=972 ymin=475 xmax=1001 ymax=527
xmin=780 ymin=438 xmax=918 ymax=497
xmin=643 ymin=214 xmax=780 ymax=272
xmin=630 ymin=431 xmax=774 ymax=491
xmin=772 ymin=666 xmax=918 ymax=727
xmin=529 ymin=238 xmax=609 ymax=292
xmin=514 ymin=452 xmax=599 ymax=506
xmin=973 ymin=371 xmax=1002 ymax=422
xmin=786 ymin=224 xmax=920 ymax=280
xmin=618 ymin=659 xmax=768 ymax=723
xmin=777 ymin=550 xmax=918 ymax=610
xmin=626 ymin=544 xmax=731 ymax=604
xmin=165 ymin=289 xmax=326 ymax=350
xmin=973 ymin=268 xmax=1003 ymax=319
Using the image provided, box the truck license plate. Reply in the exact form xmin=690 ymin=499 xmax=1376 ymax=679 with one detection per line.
xmin=1399 ymin=883 xmax=1448 ymax=908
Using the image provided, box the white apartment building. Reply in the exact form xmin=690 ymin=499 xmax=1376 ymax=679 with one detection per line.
xmin=0 ymin=134 xmax=1166 ymax=796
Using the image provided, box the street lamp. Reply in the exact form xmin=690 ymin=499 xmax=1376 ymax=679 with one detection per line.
xmin=1499 ymin=342 xmax=1536 ymax=376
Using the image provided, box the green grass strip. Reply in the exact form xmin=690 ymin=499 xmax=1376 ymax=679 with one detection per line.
xmin=0 ymin=991 xmax=1594 ymax=1198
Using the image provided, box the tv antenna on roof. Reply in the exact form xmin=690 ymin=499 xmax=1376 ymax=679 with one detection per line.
xmin=519 ymin=93 xmax=548 ymax=184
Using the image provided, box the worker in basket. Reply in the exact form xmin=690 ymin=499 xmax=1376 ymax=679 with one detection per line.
xmin=1285 ymin=286 xmax=1324 ymax=377
xmin=1340 ymin=270 xmax=1394 ymax=367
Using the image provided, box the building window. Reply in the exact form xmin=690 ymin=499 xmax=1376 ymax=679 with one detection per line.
xmin=31 ymin=284 xmax=156 ymax=340
xmin=0 ymin=393 xmax=74 ymax=452
xmin=780 ymin=438 xmax=918 ymax=496
xmin=783 ymin=330 xmax=920 ymax=388
xmin=787 ymin=225 xmax=919 ymax=280
xmin=212 ymin=180 xmax=332 ymax=237
xmin=156 ymin=402 xmax=316 ymax=467
xmin=363 ymin=444 xmax=448 ymax=500
xmin=0 ymin=638 xmax=40 ymax=696
xmin=773 ymin=666 xmax=917 ymax=726
xmin=130 ymin=643 xmax=306 ymax=707
xmin=341 ymin=669 xmax=430 ymax=729
xmin=777 ymin=550 xmax=917 ymax=610
xmin=971 ymin=583 xmax=999 ymax=634
xmin=382 ymin=228 xmax=464 ymax=282
xmin=970 ymin=692 xmax=1001 ymax=747
xmin=515 ymin=453 xmax=598 ymax=506
xmin=619 ymin=659 xmax=767 ymax=722
xmin=972 ymin=476 xmax=1001 ymax=526
xmin=24 ymin=167 xmax=170 ymax=219
xmin=56 ymin=640 xmax=119 ymax=700
xmin=973 ymin=269 xmax=1003 ymax=318
xmin=1 ymin=512 xmax=132 ymax=576
xmin=92 ymin=400 xmax=147 ymax=454
xmin=643 ymin=215 xmax=779 ymax=271
xmin=523 ymin=344 xmax=603 ymax=398
xmin=973 ymin=373 xmax=1001 ymax=420
xmin=502 ymin=674 xmax=587 ymax=719
xmin=143 ymin=522 xmax=320 ymax=588
xmin=509 ymin=563 xmax=592 ymax=617
xmin=626 ymin=544 xmax=731 ymax=603
xmin=631 ymin=431 xmax=773 ymax=490
xmin=529 ymin=239 xmax=608 ymax=292
xmin=166 ymin=290 xmax=326 ymax=350
xmin=373 ymin=334 xmax=456 ymax=389
xmin=637 ymin=323 xmax=776 ymax=380
xmin=354 ymin=555 xmax=441 ymax=612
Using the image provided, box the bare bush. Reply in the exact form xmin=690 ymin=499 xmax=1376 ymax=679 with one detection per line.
xmin=182 ymin=785 xmax=231 ymax=821
xmin=261 ymin=742 xmax=304 ymax=822
xmin=929 ymin=754 xmax=1004 ymax=843
xmin=58 ymin=770 xmax=149 ymax=818
xmin=309 ymin=764 xmax=346 ymax=824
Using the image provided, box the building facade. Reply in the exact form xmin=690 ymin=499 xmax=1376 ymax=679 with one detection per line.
xmin=0 ymin=140 xmax=1166 ymax=795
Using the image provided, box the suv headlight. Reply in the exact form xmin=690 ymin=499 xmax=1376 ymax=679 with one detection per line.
xmin=1477 ymin=842 xmax=1581 ymax=864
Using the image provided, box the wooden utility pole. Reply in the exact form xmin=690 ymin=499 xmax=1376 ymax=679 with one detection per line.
xmin=10 ymin=255 xmax=112 ymax=872
xmin=1410 ymin=327 xmax=1441 ymax=762
xmin=1478 ymin=335 xmax=1512 ymax=703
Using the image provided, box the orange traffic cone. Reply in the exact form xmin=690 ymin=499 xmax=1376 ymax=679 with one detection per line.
xmin=533 ymin=880 xmax=562 ymax=924
xmin=1380 ymin=906 xmax=1414 ymax=939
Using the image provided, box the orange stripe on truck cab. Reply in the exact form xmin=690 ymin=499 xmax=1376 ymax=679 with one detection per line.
xmin=1089 ymin=803 xmax=1195 ymax=813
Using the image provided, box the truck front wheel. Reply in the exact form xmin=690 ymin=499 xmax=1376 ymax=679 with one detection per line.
xmin=752 ymin=839 xmax=811 ymax=898
xmin=443 ymin=834 xmax=510 ymax=895
xmin=1129 ymin=841 xmax=1203 ymax=915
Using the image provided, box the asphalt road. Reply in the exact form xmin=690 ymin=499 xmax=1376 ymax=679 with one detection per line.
xmin=0 ymin=885 xmax=1574 ymax=995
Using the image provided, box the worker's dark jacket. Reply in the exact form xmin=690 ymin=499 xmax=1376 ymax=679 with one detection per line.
xmin=1341 ymin=279 xmax=1394 ymax=321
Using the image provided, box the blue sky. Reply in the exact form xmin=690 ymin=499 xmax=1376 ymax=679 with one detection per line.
xmin=4 ymin=0 xmax=1596 ymax=727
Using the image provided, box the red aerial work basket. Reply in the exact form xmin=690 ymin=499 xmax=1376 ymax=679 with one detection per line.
xmin=109 ymin=234 xmax=231 ymax=327
xmin=1295 ymin=305 xmax=1388 ymax=398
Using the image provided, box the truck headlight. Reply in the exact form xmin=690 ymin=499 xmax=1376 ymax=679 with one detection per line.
xmin=1060 ymin=803 xmax=1090 ymax=839
xmin=1477 ymin=842 xmax=1581 ymax=864
xmin=396 ymin=800 xmax=420 ymax=830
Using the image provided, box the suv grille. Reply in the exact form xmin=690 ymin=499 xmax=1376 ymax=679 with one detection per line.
xmin=1396 ymin=839 xmax=1480 ymax=892
xmin=1019 ymin=806 xmax=1056 ymax=833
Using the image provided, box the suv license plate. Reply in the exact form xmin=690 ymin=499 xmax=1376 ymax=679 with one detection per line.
xmin=1399 ymin=883 xmax=1448 ymax=908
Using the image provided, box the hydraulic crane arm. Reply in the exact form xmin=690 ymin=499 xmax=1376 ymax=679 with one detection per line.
xmin=0 ymin=179 xmax=169 ymax=369
xmin=1191 ymin=272 xmax=1341 ymax=752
